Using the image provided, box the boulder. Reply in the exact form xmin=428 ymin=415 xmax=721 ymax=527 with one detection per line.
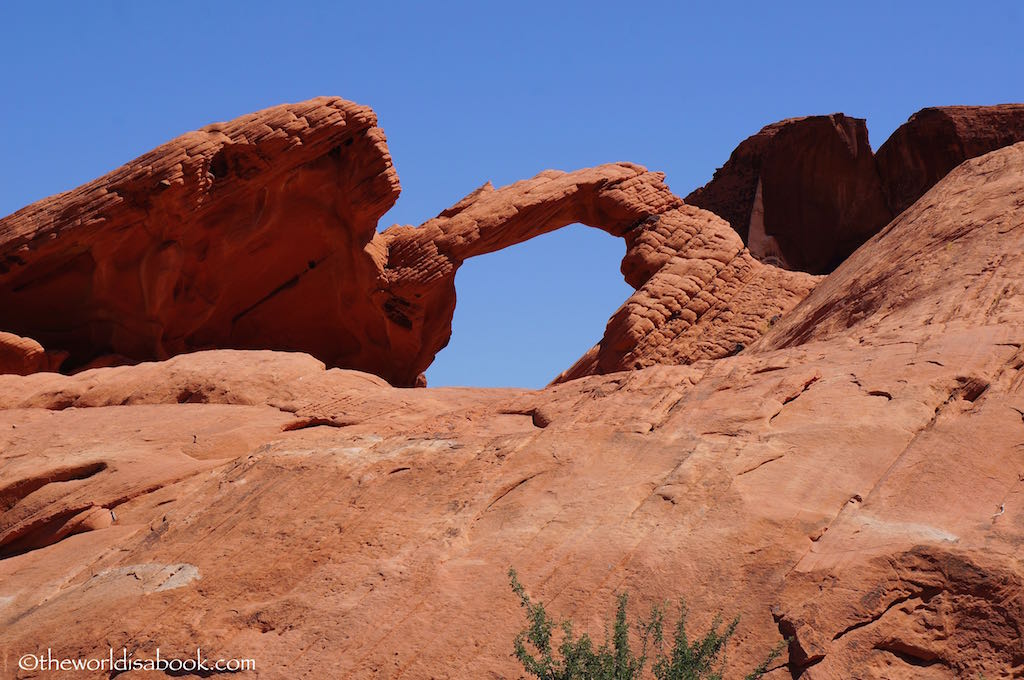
xmin=0 ymin=331 xmax=63 ymax=375
xmin=0 ymin=97 xmax=402 ymax=378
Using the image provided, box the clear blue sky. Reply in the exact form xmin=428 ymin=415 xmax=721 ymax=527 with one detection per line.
xmin=1 ymin=1 xmax=1021 ymax=387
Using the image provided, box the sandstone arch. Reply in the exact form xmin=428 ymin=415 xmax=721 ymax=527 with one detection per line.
xmin=378 ymin=163 xmax=818 ymax=385
xmin=0 ymin=97 xmax=817 ymax=386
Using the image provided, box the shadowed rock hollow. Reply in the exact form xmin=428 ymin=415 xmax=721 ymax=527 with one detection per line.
xmin=2 ymin=99 xmax=1024 ymax=679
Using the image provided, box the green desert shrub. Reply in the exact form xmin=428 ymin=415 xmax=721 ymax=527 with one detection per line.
xmin=509 ymin=568 xmax=786 ymax=680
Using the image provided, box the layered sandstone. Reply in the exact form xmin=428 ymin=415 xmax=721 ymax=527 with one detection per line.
xmin=0 ymin=100 xmax=816 ymax=385
xmin=750 ymin=141 xmax=1024 ymax=678
xmin=0 ymin=97 xmax=402 ymax=377
xmin=0 ymin=331 xmax=63 ymax=376
xmin=2 ymin=140 xmax=1024 ymax=679
xmin=380 ymin=166 xmax=817 ymax=386
xmin=4 ymin=98 xmax=1024 ymax=679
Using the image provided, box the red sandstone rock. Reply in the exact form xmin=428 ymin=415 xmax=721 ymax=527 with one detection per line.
xmin=875 ymin=104 xmax=1024 ymax=215
xmin=13 ymin=100 xmax=1011 ymax=386
xmin=688 ymin=106 xmax=1024 ymax=277
xmin=0 ymin=97 xmax=401 ymax=377
xmin=3 ymin=142 xmax=1024 ymax=678
xmin=748 ymin=141 xmax=1024 ymax=677
xmin=381 ymin=165 xmax=817 ymax=386
xmin=0 ymin=331 xmax=63 ymax=375
xmin=0 ymin=102 xmax=816 ymax=385
xmin=555 ymin=204 xmax=817 ymax=382
xmin=686 ymin=114 xmax=893 ymax=274
xmin=758 ymin=141 xmax=1024 ymax=353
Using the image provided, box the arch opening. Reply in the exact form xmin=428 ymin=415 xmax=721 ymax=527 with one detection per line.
xmin=424 ymin=224 xmax=631 ymax=388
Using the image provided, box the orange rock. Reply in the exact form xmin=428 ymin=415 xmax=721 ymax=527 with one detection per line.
xmin=3 ymin=141 xmax=1024 ymax=678
xmin=0 ymin=331 xmax=64 ymax=375
xmin=381 ymin=165 xmax=817 ymax=386
xmin=0 ymin=101 xmax=815 ymax=385
xmin=688 ymin=105 xmax=1024 ymax=276
xmin=0 ymin=97 xmax=401 ymax=377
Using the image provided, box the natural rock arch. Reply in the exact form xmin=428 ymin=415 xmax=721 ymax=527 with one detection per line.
xmin=0 ymin=97 xmax=817 ymax=386
xmin=378 ymin=163 xmax=818 ymax=385
xmin=422 ymin=223 xmax=630 ymax=387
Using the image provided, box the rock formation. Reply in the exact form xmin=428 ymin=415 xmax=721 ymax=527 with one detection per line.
xmin=753 ymin=140 xmax=1024 ymax=678
xmin=0 ymin=331 xmax=64 ymax=376
xmin=0 ymin=97 xmax=401 ymax=378
xmin=875 ymin=104 xmax=1024 ymax=215
xmin=0 ymin=100 xmax=815 ymax=385
xmin=3 ymin=140 xmax=1024 ymax=678
xmin=5 ymin=101 xmax=1018 ymax=385
xmin=3 ymin=98 xmax=1024 ymax=679
xmin=686 ymin=114 xmax=892 ymax=274
xmin=688 ymin=105 xmax=1024 ymax=275
xmin=381 ymin=166 xmax=816 ymax=385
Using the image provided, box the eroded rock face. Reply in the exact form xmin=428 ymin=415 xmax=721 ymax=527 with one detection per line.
xmin=758 ymin=140 xmax=1024 ymax=352
xmin=0 ymin=101 xmax=816 ymax=385
xmin=688 ymin=105 xmax=1024 ymax=276
xmin=5 ymin=106 xmax=1024 ymax=675
xmin=555 ymin=203 xmax=817 ymax=383
xmin=2 ymin=142 xmax=1024 ymax=679
xmin=5 ymin=99 xmax=1023 ymax=386
xmin=876 ymin=104 xmax=1024 ymax=215
xmin=2 ymin=140 xmax=1024 ymax=675
xmin=380 ymin=165 xmax=817 ymax=386
xmin=0 ymin=97 xmax=402 ymax=377
xmin=686 ymin=114 xmax=892 ymax=274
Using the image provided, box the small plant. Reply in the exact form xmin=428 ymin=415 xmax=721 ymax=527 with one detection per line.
xmin=509 ymin=568 xmax=786 ymax=680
